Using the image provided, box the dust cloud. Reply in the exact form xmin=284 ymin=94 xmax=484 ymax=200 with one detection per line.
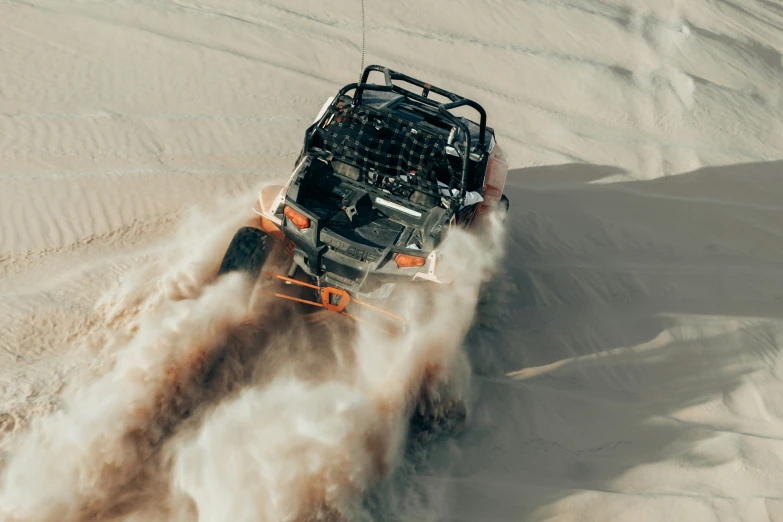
xmin=0 ymin=197 xmax=506 ymax=522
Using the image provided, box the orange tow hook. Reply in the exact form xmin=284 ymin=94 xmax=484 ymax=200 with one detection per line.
xmin=319 ymin=287 xmax=351 ymax=313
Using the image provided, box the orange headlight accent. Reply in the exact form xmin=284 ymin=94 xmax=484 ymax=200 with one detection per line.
xmin=394 ymin=253 xmax=426 ymax=268
xmin=284 ymin=206 xmax=310 ymax=229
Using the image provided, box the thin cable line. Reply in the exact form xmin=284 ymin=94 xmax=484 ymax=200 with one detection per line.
xmin=359 ymin=0 xmax=365 ymax=83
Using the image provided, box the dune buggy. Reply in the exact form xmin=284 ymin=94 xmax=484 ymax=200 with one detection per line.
xmin=218 ymin=65 xmax=509 ymax=330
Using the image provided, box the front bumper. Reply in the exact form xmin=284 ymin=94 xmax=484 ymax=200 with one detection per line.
xmin=279 ymin=208 xmax=430 ymax=298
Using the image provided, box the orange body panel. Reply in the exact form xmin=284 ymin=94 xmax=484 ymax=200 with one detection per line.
xmin=482 ymin=142 xmax=508 ymax=204
xmin=472 ymin=141 xmax=508 ymax=222
xmin=258 ymin=215 xmax=285 ymax=242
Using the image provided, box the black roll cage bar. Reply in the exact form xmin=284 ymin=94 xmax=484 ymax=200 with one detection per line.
xmin=354 ymin=65 xmax=487 ymax=150
xmin=303 ymin=65 xmax=489 ymax=203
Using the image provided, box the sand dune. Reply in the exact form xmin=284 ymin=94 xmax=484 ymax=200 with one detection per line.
xmin=2 ymin=0 xmax=783 ymax=520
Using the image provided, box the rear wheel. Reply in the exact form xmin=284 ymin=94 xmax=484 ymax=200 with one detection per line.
xmin=499 ymin=194 xmax=510 ymax=213
xmin=217 ymin=227 xmax=271 ymax=281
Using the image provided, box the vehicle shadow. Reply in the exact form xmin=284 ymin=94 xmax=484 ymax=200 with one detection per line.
xmin=369 ymin=160 xmax=783 ymax=520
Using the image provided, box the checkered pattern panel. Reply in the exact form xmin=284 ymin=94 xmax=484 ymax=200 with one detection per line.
xmin=315 ymin=105 xmax=458 ymax=198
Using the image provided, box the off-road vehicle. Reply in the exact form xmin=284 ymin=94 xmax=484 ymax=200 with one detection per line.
xmin=218 ymin=65 xmax=509 ymax=329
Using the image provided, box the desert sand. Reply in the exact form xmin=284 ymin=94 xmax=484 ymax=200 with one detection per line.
xmin=2 ymin=0 xmax=783 ymax=520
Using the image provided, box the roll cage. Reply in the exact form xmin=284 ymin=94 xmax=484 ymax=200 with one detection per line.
xmin=302 ymin=65 xmax=492 ymax=210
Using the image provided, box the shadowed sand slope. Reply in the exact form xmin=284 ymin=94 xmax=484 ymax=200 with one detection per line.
xmin=380 ymin=161 xmax=783 ymax=521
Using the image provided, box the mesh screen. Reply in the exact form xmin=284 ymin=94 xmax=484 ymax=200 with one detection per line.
xmin=314 ymin=105 xmax=460 ymax=199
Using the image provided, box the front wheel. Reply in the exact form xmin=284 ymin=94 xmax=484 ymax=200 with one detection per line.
xmin=217 ymin=227 xmax=271 ymax=281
